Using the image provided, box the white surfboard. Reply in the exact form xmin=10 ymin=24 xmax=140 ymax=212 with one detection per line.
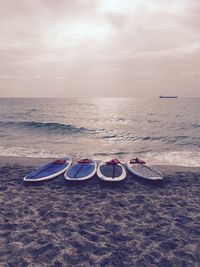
xmin=97 ymin=159 xmax=126 ymax=182
xmin=126 ymin=158 xmax=163 ymax=180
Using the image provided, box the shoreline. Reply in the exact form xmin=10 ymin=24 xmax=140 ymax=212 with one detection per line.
xmin=1 ymin=156 xmax=200 ymax=266
xmin=0 ymin=155 xmax=199 ymax=173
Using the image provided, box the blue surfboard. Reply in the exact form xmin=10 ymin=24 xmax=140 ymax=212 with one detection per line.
xmin=97 ymin=158 xmax=126 ymax=182
xmin=64 ymin=159 xmax=97 ymax=181
xmin=23 ymin=158 xmax=72 ymax=182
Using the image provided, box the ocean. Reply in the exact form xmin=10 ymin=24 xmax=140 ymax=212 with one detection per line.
xmin=0 ymin=98 xmax=199 ymax=167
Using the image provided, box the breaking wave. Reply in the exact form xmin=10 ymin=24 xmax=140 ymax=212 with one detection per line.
xmin=0 ymin=121 xmax=92 ymax=135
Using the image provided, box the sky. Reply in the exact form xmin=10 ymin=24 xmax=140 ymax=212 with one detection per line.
xmin=0 ymin=0 xmax=200 ymax=97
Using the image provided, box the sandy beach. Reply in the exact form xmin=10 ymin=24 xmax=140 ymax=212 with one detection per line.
xmin=0 ymin=157 xmax=200 ymax=267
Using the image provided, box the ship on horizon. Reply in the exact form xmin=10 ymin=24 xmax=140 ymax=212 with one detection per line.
xmin=159 ymin=95 xmax=178 ymax=98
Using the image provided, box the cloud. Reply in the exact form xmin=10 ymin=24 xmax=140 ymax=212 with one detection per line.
xmin=181 ymin=1 xmax=200 ymax=30
xmin=0 ymin=0 xmax=200 ymax=97
xmin=181 ymin=71 xmax=200 ymax=79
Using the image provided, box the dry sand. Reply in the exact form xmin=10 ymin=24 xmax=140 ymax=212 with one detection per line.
xmin=0 ymin=156 xmax=200 ymax=267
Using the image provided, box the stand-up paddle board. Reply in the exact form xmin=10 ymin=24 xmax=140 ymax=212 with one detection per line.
xmin=64 ymin=158 xmax=97 ymax=181
xmin=126 ymin=158 xmax=163 ymax=180
xmin=23 ymin=158 xmax=72 ymax=182
xmin=97 ymin=159 xmax=126 ymax=181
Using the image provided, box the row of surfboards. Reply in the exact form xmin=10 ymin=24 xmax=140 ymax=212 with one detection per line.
xmin=23 ymin=157 xmax=163 ymax=182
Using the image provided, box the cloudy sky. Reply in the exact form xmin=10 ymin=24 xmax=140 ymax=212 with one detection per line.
xmin=0 ymin=0 xmax=200 ymax=97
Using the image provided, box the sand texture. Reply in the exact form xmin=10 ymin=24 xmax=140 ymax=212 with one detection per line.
xmin=0 ymin=158 xmax=200 ymax=267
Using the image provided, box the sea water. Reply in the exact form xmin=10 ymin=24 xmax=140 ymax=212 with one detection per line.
xmin=0 ymin=98 xmax=199 ymax=167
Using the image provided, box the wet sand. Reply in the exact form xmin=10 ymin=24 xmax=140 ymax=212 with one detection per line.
xmin=0 ymin=157 xmax=200 ymax=267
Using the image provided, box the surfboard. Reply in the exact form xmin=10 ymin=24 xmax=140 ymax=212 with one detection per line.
xmin=126 ymin=158 xmax=163 ymax=180
xmin=23 ymin=158 xmax=72 ymax=182
xmin=97 ymin=159 xmax=126 ymax=181
xmin=64 ymin=158 xmax=97 ymax=181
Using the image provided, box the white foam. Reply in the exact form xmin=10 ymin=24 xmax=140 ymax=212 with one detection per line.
xmin=143 ymin=150 xmax=200 ymax=167
xmin=0 ymin=146 xmax=199 ymax=167
xmin=0 ymin=146 xmax=64 ymax=159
